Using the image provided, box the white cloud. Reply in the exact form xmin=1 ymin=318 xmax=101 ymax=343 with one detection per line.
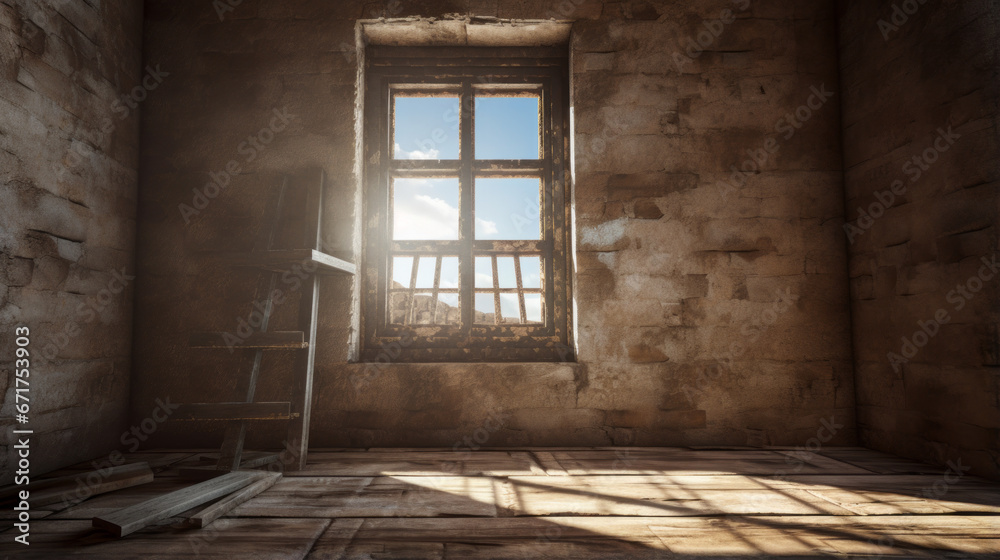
xmin=476 ymin=218 xmax=498 ymax=235
xmin=394 ymin=142 xmax=440 ymax=160
xmin=394 ymin=194 xmax=459 ymax=240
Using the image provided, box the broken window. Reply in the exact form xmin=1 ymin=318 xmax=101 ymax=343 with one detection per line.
xmin=362 ymin=47 xmax=573 ymax=362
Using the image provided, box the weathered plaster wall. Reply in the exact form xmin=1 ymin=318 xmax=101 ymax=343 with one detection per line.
xmin=0 ymin=0 xmax=143 ymax=483
xmin=135 ymin=0 xmax=855 ymax=450
xmin=839 ymin=1 xmax=1000 ymax=478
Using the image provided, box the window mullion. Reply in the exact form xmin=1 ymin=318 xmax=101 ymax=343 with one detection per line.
xmin=459 ymin=81 xmax=475 ymax=331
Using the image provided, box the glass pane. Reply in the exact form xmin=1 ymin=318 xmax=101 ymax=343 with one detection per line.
xmin=393 ymin=178 xmax=459 ymax=240
xmin=394 ymin=95 xmax=460 ymax=160
xmin=524 ymin=293 xmax=542 ymax=323
xmin=388 ymin=292 xmax=408 ymax=324
xmin=392 ymin=256 xmax=414 ymax=288
xmin=474 ymin=292 xmax=496 ymax=324
xmin=475 ymin=96 xmax=540 ymax=159
xmin=410 ymin=293 xmax=437 ymax=325
xmin=496 ymin=256 xmax=517 ymax=289
xmin=439 ymin=256 xmax=459 ymax=290
xmin=519 ymin=256 xmax=541 ymax=289
xmin=475 ymin=178 xmax=540 ymax=240
xmin=475 ymin=256 xmax=494 ymax=289
xmin=499 ymin=293 xmax=520 ymax=322
xmin=414 ymin=257 xmax=436 ymax=289
xmin=437 ymin=293 xmax=461 ymax=325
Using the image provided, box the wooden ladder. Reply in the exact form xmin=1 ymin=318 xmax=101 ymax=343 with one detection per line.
xmin=93 ymin=169 xmax=355 ymax=537
xmin=175 ymin=168 xmax=355 ymax=474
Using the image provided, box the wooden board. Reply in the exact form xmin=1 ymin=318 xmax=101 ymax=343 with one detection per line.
xmin=1 ymin=463 xmax=153 ymax=508
xmin=188 ymin=472 xmax=281 ymax=528
xmin=232 ymin=476 xmax=498 ymax=518
xmin=303 ymin=516 xmax=1000 ymax=559
xmin=0 ymin=518 xmax=330 ymax=559
xmin=189 ymin=331 xmax=307 ymax=349
xmin=290 ymin=450 xmax=541 ymax=476
xmin=31 ymin=463 xmax=154 ymax=508
xmin=817 ymin=447 xmax=949 ymax=474
xmin=171 ymin=402 xmax=291 ymax=421
xmin=92 ymin=471 xmax=267 ymax=537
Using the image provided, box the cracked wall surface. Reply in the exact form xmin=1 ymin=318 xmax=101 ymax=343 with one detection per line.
xmin=839 ymin=0 xmax=1000 ymax=479
xmin=0 ymin=0 xmax=142 ymax=484
xmin=133 ymin=0 xmax=856 ymax=453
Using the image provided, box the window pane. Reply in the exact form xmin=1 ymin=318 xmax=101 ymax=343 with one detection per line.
xmin=524 ymin=293 xmax=542 ymax=323
xmin=414 ymin=257 xmax=436 ymax=289
xmin=499 ymin=293 xmax=520 ymax=322
xmin=392 ymin=256 xmax=414 ymax=288
xmin=393 ymin=178 xmax=459 ymax=240
xmin=475 ymin=178 xmax=540 ymax=240
xmin=438 ymin=256 xmax=459 ymax=289
xmin=474 ymin=292 xmax=497 ymax=324
xmin=437 ymin=293 xmax=461 ymax=325
xmin=475 ymin=256 xmax=494 ymax=288
xmin=475 ymin=96 xmax=540 ymax=159
xmin=393 ymin=95 xmax=459 ymax=160
xmin=519 ymin=256 xmax=541 ymax=289
xmin=496 ymin=256 xmax=517 ymax=289
xmin=388 ymin=292 xmax=408 ymax=324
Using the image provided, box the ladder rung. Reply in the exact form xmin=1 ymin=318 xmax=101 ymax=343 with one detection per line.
xmin=189 ymin=331 xmax=307 ymax=349
xmin=226 ymin=249 xmax=356 ymax=276
xmin=172 ymin=402 xmax=293 ymax=421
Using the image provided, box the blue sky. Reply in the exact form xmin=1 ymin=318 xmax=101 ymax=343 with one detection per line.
xmin=391 ymin=94 xmax=543 ymax=322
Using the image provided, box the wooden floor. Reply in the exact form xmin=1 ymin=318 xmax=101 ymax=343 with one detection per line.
xmin=3 ymin=447 xmax=999 ymax=558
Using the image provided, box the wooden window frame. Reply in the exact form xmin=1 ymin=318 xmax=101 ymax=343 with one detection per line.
xmin=361 ymin=46 xmax=574 ymax=362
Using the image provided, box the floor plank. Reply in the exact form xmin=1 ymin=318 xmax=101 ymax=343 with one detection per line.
xmin=4 ymin=447 xmax=998 ymax=559
xmin=0 ymin=518 xmax=329 ymax=559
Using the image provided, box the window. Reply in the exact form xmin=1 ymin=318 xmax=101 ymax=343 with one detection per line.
xmin=362 ymin=47 xmax=573 ymax=362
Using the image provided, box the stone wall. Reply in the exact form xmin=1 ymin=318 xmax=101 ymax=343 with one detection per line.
xmin=839 ymin=0 xmax=1000 ymax=478
xmin=134 ymin=0 xmax=856 ymax=451
xmin=0 ymin=0 xmax=143 ymax=482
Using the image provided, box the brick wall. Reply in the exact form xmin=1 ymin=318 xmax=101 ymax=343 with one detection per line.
xmin=0 ymin=0 xmax=143 ymax=482
xmin=839 ymin=0 xmax=1000 ymax=478
xmin=134 ymin=0 xmax=856 ymax=450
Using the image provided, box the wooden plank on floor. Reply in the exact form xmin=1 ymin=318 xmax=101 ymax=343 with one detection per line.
xmin=291 ymin=451 xmax=538 ymax=476
xmin=772 ymin=449 xmax=875 ymax=474
xmin=232 ymin=476 xmax=498 ymax=518
xmin=548 ymin=449 xmax=869 ymax=475
xmin=300 ymin=516 xmax=1000 ymax=560
xmin=1 ymin=463 xmax=153 ymax=508
xmin=31 ymin=463 xmax=154 ymax=508
xmin=0 ymin=518 xmax=330 ymax=559
xmin=817 ymin=447 xmax=946 ymax=475
xmin=51 ymin=479 xmax=199 ymax=520
xmin=188 ymin=472 xmax=281 ymax=528
xmin=647 ymin=515 xmax=1000 ymax=558
xmin=92 ymin=471 xmax=267 ymax=537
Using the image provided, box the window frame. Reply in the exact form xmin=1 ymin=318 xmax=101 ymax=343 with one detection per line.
xmin=361 ymin=46 xmax=574 ymax=362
